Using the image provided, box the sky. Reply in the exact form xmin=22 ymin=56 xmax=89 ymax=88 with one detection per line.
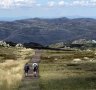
xmin=0 ymin=0 xmax=96 ymax=20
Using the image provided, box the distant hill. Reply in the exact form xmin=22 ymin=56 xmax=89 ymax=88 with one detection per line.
xmin=0 ymin=17 xmax=96 ymax=45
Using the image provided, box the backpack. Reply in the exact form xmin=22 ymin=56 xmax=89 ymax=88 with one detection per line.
xmin=24 ymin=64 xmax=29 ymax=71
xmin=32 ymin=63 xmax=38 ymax=71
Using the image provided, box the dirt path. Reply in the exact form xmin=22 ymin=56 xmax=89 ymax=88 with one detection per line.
xmin=18 ymin=49 xmax=41 ymax=90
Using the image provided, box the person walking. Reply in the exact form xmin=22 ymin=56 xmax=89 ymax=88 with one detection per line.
xmin=24 ymin=63 xmax=30 ymax=77
xmin=32 ymin=63 xmax=38 ymax=77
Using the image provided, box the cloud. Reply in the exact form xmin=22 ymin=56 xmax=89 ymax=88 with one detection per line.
xmin=90 ymin=0 xmax=96 ymax=2
xmin=0 ymin=0 xmax=37 ymax=9
xmin=57 ymin=0 xmax=96 ymax=7
xmin=58 ymin=1 xmax=70 ymax=7
xmin=48 ymin=1 xmax=56 ymax=7
xmin=72 ymin=0 xmax=89 ymax=6
xmin=0 ymin=0 xmax=13 ymax=8
xmin=58 ymin=1 xmax=65 ymax=6
xmin=15 ymin=0 xmax=37 ymax=7
xmin=0 ymin=0 xmax=96 ymax=9
xmin=36 ymin=3 xmax=41 ymax=7
xmin=90 ymin=0 xmax=96 ymax=5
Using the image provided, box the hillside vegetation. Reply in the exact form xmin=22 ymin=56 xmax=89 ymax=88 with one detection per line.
xmin=0 ymin=18 xmax=96 ymax=45
xmin=0 ymin=47 xmax=35 ymax=90
xmin=1 ymin=47 xmax=96 ymax=90
xmin=39 ymin=49 xmax=96 ymax=90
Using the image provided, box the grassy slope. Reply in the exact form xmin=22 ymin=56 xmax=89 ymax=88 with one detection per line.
xmin=39 ymin=50 xmax=96 ymax=90
xmin=1 ymin=47 xmax=96 ymax=90
xmin=0 ymin=47 xmax=35 ymax=90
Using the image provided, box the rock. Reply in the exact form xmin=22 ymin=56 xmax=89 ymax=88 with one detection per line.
xmin=90 ymin=59 xmax=95 ymax=62
xmin=83 ymin=57 xmax=89 ymax=60
xmin=54 ymin=58 xmax=58 ymax=60
xmin=73 ymin=58 xmax=81 ymax=62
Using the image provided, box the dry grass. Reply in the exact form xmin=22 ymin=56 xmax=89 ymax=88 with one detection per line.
xmin=0 ymin=60 xmax=27 ymax=90
xmin=0 ymin=47 xmax=35 ymax=90
xmin=39 ymin=49 xmax=96 ymax=90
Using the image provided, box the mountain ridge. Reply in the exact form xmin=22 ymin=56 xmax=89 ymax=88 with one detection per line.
xmin=0 ymin=17 xmax=96 ymax=45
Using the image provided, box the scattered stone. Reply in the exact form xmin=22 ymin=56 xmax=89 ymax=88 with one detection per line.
xmin=90 ymin=59 xmax=94 ymax=62
xmin=73 ymin=58 xmax=82 ymax=62
xmin=16 ymin=43 xmax=23 ymax=48
xmin=83 ymin=57 xmax=89 ymax=60
xmin=86 ymin=49 xmax=91 ymax=52
xmin=0 ymin=41 xmax=10 ymax=47
xmin=48 ymin=56 xmax=50 ymax=58
xmin=54 ymin=58 xmax=58 ymax=60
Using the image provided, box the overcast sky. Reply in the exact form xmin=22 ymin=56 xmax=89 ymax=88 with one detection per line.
xmin=0 ymin=0 xmax=96 ymax=20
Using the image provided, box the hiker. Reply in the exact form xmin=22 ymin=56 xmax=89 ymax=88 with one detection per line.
xmin=24 ymin=63 xmax=30 ymax=77
xmin=32 ymin=63 xmax=38 ymax=77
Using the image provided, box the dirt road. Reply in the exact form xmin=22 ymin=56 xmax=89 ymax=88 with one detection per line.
xmin=18 ymin=49 xmax=41 ymax=90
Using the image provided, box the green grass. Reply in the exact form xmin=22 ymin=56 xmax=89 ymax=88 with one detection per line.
xmin=18 ymin=78 xmax=40 ymax=90
xmin=39 ymin=50 xmax=96 ymax=90
xmin=40 ymin=76 xmax=96 ymax=90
